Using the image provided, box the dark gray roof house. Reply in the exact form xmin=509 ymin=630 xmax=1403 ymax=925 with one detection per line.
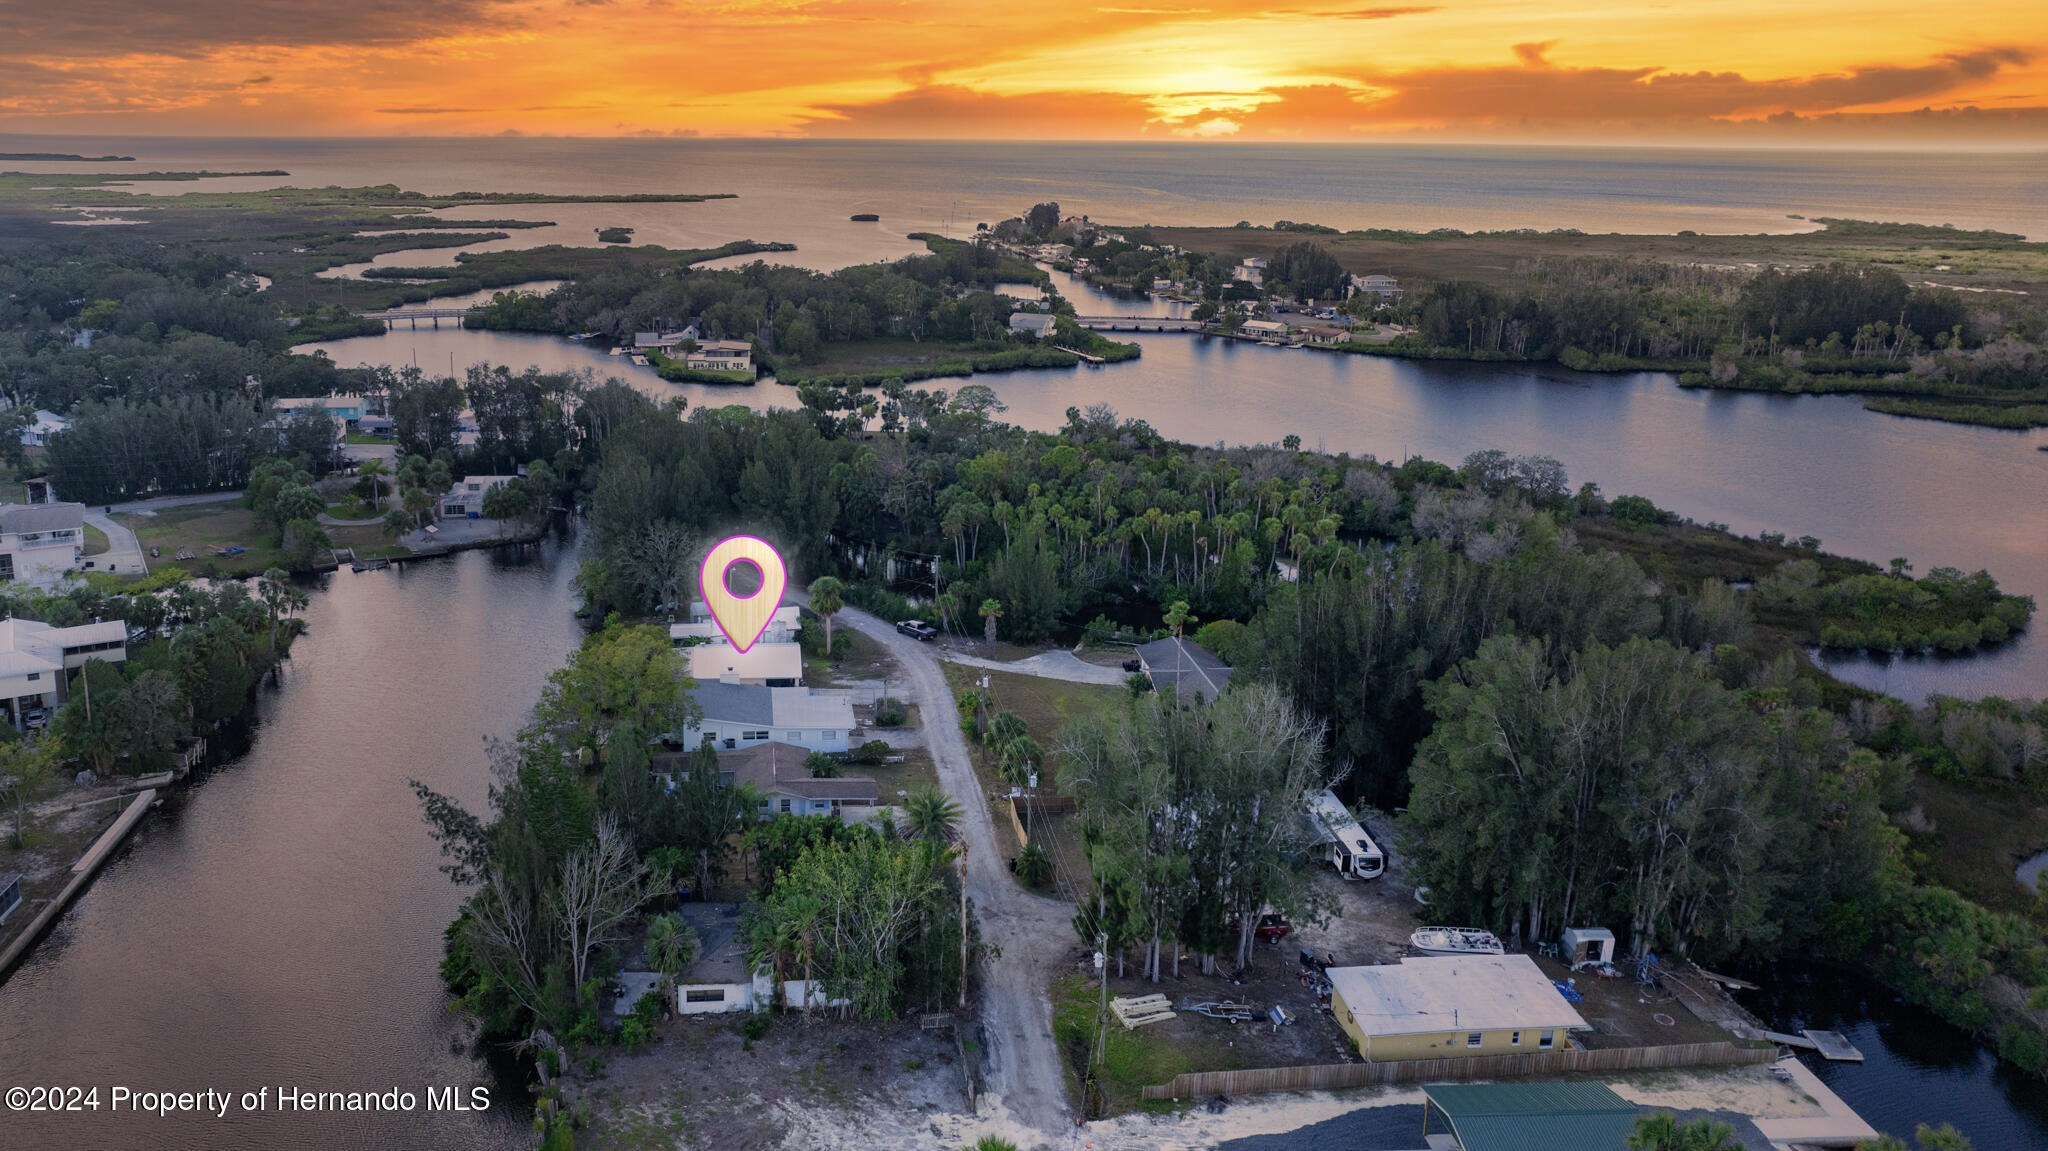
xmin=1135 ymin=636 xmax=1232 ymax=703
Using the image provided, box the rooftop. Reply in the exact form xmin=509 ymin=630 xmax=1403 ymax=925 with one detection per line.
xmin=1328 ymin=954 xmax=1590 ymax=1038
xmin=0 ymin=501 xmax=84 ymax=536
xmin=1135 ymin=636 xmax=1233 ymax=702
xmin=1422 ymin=1082 xmax=1636 ymax=1151
xmin=687 ymin=681 xmax=857 ymax=729
xmin=720 ymin=741 xmax=878 ymax=801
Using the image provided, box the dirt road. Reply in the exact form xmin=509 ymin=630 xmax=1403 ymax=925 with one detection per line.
xmin=838 ymin=605 xmax=1080 ymax=1142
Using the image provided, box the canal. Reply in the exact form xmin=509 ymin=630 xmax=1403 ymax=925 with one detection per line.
xmin=0 ymin=539 xmax=586 ymax=1149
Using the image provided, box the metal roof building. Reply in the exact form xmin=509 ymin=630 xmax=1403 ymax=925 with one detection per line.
xmin=1421 ymin=1082 xmax=1637 ymax=1151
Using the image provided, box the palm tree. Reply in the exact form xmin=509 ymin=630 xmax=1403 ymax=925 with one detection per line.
xmin=356 ymin=457 xmax=391 ymax=511
xmin=934 ymin=590 xmax=961 ymax=636
xmin=999 ymin=736 xmax=1042 ymax=787
xmin=808 ymin=576 xmax=846 ymax=655
xmin=903 ymin=786 xmax=962 ymax=842
xmin=644 ymin=913 xmax=700 ymax=1009
xmin=1163 ymin=600 xmax=1196 ymax=638
xmin=255 ymin=567 xmax=308 ymax=654
xmin=979 ymin=597 xmax=1003 ymax=645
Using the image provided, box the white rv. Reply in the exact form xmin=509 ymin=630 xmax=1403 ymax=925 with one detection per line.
xmin=1306 ymin=789 xmax=1384 ymax=880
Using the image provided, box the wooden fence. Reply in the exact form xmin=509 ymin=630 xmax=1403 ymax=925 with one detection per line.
xmin=1004 ymin=794 xmax=1078 ymax=848
xmin=1139 ymin=1040 xmax=1775 ymax=1100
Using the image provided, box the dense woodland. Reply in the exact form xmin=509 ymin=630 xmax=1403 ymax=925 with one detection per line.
xmin=565 ymin=381 xmax=2046 ymax=1069
xmin=1062 ymin=214 xmax=2048 ymax=427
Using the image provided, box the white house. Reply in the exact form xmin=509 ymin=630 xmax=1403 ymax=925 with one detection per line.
xmin=680 ymin=681 xmax=858 ymax=754
xmin=1239 ymin=319 xmax=1289 ymax=340
xmin=674 ymin=604 xmax=803 ymax=682
xmin=0 ymin=617 xmax=127 ymax=729
xmin=1349 ymin=273 xmax=1402 ymax=299
xmin=0 ymin=502 xmax=86 ymax=587
xmin=1008 ymin=312 xmax=1058 ymax=337
xmin=19 ymin=410 xmax=71 ymax=448
xmin=439 ymin=475 xmax=516 ymax=518
xmin=1233 ymin=257 xmax=1268 ymax=286
xmin=684 ymin=340 xmax=753 ymax=374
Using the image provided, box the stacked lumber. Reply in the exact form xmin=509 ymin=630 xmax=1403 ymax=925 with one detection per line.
xmin=1110 ymin=993 xmax=1176 ymax=1029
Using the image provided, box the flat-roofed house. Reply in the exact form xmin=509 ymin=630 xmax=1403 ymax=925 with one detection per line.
xmin=1326 ymin=954 xmax=1589 ymax=1061
xmin=684 ymin=340 xmax=754 ymax=373
xmin=0 ymin=617 xmax=128 ymax=729
xmin=1008 ymin=312 xmax=1058 ymax=337
xmin=672 ymin=605 xmax=802 ymax=685
xmin=0 ymin=502 xmax=86 ymax=587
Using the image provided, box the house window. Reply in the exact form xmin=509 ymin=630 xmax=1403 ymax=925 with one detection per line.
xmin=824 ymin=730 xmax=838 ymax=742
xmin=1466 ymin=1033 xmax=1482 ymax=1048
xmin=784 ymin=731 xmax=799 ymax=741
xmin=685 ymin=989 xmax=724 ymax=1004
xmin=1539 ymin=1030 xmax=1555 ymax=1050
xmin=25 ymin=672 xmax=38 ymax=682
xmin=778 ymin=799 xmax=792 ymax=813
xmin=742 ymin=730 xmax=768 ymax=741
xmin=1511 ymin=1031 xmax=1522 ymax=1047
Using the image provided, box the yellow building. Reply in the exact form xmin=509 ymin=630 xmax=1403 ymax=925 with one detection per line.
xmin=1327 ymin=954 xmax=1589 ymax=1061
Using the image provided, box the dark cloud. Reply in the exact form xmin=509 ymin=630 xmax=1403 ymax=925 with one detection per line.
xmin=1350 ymin=46 xmax=2033 ymax=121
xmin=0 ymin=0 xmax=508 ymax=60
xmin=1512 ymin=40 xmax=1556 ymax=67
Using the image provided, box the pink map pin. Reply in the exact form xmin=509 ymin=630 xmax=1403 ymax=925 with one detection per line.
xmin=699 ymin=535 xmax=789 ymax=653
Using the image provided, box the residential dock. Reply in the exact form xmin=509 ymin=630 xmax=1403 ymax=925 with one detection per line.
xmin=1753 ymin=1057 xmax=1880 ymax=1147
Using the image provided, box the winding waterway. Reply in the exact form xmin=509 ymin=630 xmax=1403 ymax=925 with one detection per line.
xmin=308 ymin=269 xmax=2048 ymax=706
xmin=0 ymin=541 xmax=584 ymax=1149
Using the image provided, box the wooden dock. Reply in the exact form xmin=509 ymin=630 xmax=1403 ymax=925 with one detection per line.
xmin=1759 ymin=1029 xmax=1864 ymax=1061
xmin=1753 ymin=1057 xmax=1879 ymax=1145
xmin=1051 ymin=345 xmax=1106 ymax=365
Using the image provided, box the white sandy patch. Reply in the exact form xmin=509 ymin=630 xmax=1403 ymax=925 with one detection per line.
xmin=1607 ymin=1064 xmax=1822 ymax=1118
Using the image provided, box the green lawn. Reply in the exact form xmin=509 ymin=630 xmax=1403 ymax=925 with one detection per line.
xmin=344 ymin=432 xmax=396 ymax=445
xmin=82 ymin=523 xmax=110 ymax=556
xmin=1050 ymin=974 xmax=1236 ymax=1116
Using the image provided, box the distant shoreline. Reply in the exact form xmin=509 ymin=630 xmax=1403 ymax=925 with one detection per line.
xmin=0 ymin=152 xmax=135 ymax=162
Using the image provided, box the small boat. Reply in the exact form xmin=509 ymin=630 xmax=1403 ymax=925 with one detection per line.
xmin=1410 ymin=926 xmax=1504 ymax=957
xmin=631 ymin=354 xmax=649 ymax=366
xmin=609 ymin=346 xmax=625 ymax=356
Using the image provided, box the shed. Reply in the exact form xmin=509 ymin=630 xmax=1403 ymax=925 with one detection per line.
xmin=1421 ymin=1081 xmax=1637 ymax=1151
xmin=1560 ymin=926 xmax=1616 ymax=970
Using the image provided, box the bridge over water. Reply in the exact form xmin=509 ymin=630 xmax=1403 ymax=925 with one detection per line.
xmin=1070 ymin=315 xmax=1207 ymax=333
xmin=361 ymin=307 xmax=476 ymax=330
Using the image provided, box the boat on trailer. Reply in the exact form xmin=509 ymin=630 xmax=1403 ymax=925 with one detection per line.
xmin=1409 ymin=926 xmax=1505 ymax=956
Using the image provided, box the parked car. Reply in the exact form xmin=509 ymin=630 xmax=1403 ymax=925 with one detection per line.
xmin=896 ymin=619 xmax=937 ymax=641
xmin=22 ymin=707 xmax=48 ymax=730
xmin=1231 ymin=913 xmax=1292 ymax=942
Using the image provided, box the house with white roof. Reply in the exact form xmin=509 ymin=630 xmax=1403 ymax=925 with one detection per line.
xmin=1327 ymin=954 xmax=1588 ymax=1062
xmin=1233 ymin=257 xmax=1268 ymax=286
xmin=439 ymin=475 xmax=517 ymax=518
xmin=1008 ymin=312 xmax=1058 ymax=337
xmin=19 ymin=410 xmax=71 ymax=448
xmin=0 ymin=502 xmax=86 ymax=587
xmin=683 ymin=340 xmax=753 ymax=374
xmin=673 ymin=605 xmax=804 ymax=686
xmin=0 ymin=617 xmax=127 ymax=729
xmin=680 ymin=682 xmax=857 ymax=754
xmin=1349 ymin=273 xmax=1402 ymax=299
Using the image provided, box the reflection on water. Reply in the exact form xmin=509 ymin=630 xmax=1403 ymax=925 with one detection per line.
xmin=1739 ymin=963 xmax=2048 ymax=1151
xmin=0 ymin=541 xmax=586 ymax=1150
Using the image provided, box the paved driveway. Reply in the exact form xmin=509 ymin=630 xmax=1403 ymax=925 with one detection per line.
xmin=82 ymin=509 xmax=148 ymax=576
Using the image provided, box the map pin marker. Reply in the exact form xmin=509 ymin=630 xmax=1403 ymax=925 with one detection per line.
xmin=699 ymin=535 xmax=788 ymax=654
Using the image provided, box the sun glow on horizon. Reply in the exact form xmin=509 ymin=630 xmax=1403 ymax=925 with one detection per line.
xmin=0 ymin=0 xmax=2042 ymax=144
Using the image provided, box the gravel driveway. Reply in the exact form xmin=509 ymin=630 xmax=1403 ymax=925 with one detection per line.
xmin=839 ymin=605 xmax=1081 ymax=1141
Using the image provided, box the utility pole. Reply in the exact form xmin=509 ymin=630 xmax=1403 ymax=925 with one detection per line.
xmin=1093 ymin=932 xmax=1109 ymax=1084
xmin=957 ymin=842 xmax=970 ymax=1009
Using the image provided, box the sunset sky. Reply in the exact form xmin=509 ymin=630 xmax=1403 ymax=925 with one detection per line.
xmin=2 ymin=0 xmax=2044 ymax=142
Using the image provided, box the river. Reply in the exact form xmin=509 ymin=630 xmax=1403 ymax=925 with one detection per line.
xmin=0 ymin=540 xmax=585 ymax=1149
xmin=308 ymin=267 xmax=2048 ymax=707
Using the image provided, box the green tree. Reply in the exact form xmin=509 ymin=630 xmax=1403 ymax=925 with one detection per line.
xmin=645 ymin=912 xmax=700 ymax=1005
xmin=903 ymin=786 xmax=962 ymax=842
xmin=0 ymin=739 xmax=58 ymax=849
xmin=980 ymin=598 xmax=1003 ymax=645
xmin=808 ymin=576 xmax=846 ymax=655
xmin=1163 ymin=600 xmax=1196 ymax=638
